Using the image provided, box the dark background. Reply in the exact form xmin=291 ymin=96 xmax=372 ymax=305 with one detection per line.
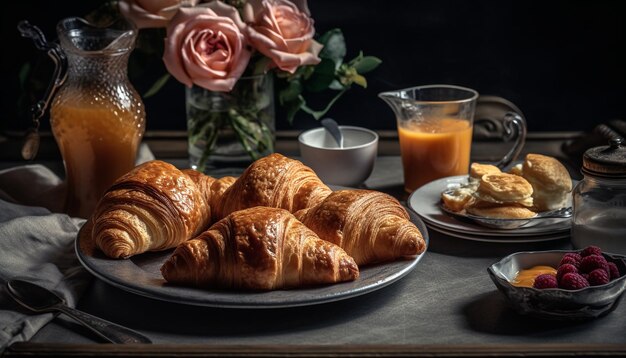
xmin=2 ymin=0 xmax=625 ymax=134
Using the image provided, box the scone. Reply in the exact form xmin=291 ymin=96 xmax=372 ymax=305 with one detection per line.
xmin=466 ymin=200 xmax=537 ymax=219
xmin=442 ymin=186 xmax=475 ymax=212
xmin=521 ymin=154 xmax=572 ymax=211
xmin=508 ymin=163 xmax=523 ymax=176
xmin=473 ymin=173 xmax=534 ymax=207
xmin=470 ymin=163 xmax=501 ymax=180
xmin=466 ymin=172 xmax=536 ymax=219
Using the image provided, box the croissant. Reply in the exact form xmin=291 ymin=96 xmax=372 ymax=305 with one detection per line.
xmin=161 ymin=206 xmax=359 ymax=290
xmin=92 ymin=160 xmax=209 ymax=259
xmin=182 ymin=169 xmax=236 ymax=223
xmin=181 ymin=169 xmax=215 ymax=209
xmin=213 ymin=153 xmax=332 ymax=220
xmin=207 ymin=176 xmax=237 ymax=222
xmin=295 ymin=190 xmax=426 ymax=266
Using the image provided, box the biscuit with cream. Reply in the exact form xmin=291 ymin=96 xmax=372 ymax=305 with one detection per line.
xmin=441 ymin=186 xmax=475 ymax=212
xmin=508 ymin=163 xmax=523 ymax=176
xmin=470 ymin=163 xmax=501 ymax=180
xmin=521 ymin=154 xmax=572 ymax=211
xmin=466 ymin=201 xmax=537 ymax=219
xmin=474 ymin=173 xmax=534 ymax=207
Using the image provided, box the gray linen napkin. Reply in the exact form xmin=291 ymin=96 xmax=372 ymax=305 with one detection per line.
xmin=0 ymin=143 xmax=155 ymax=352
xmin=0 ymin=200 xmax=88 ymax=351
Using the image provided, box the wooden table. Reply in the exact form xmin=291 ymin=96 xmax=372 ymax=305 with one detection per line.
xmin=3 ymin=130 xmax=626 ymax=357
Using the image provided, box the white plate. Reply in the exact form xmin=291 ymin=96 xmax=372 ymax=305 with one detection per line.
xmin=75 ymin=210 xmax=428 ymax=309
xmin=427 ymin=222 xmax=570 ymax=243
xmin=408 ymin=175 xmax=572 ymax=238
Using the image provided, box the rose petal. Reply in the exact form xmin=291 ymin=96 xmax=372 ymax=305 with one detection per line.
xmin=119 ymin=0 xmax=198 ymax=28
xmin=164 ymin=5 xmax=251 ymax=92
xmin=243 ymin=0 xmax=319 ymax=72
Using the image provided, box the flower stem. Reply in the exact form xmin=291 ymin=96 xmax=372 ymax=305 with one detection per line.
xmin=299 ymin=89 xmax=348 ymax=120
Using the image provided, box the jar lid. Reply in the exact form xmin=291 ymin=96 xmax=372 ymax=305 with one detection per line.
xmin=582 ymin=138 xmax=626 ymax=178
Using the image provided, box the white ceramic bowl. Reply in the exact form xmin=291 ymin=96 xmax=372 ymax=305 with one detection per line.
xmin=298 ymin=126 xmax=378 ymax=187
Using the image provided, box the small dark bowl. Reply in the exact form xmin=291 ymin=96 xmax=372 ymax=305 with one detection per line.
xmin=488 ymin=250 xmax=626 ymax=320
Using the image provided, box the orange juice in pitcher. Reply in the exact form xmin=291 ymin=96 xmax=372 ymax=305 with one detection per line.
xmin=51 ymin=98 xmax=144 ymax=218
xmin=398 ymin=118 xmax=472 ymax=191
xmin=379 ymin=85 xmax=478 ymax=193
xmin=20 ymin=18 xmax=146 ymax=218
xmin=380 ymin=85 xmax=527 ymax=193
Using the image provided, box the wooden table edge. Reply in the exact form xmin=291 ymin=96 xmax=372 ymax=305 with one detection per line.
xmin=5 ymin=342 xmax=626 ymax=357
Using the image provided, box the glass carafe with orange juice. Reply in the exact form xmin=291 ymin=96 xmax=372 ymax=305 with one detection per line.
xmin=20 ymin=18 xmax=145 ymax=218
xmin=379 ymin=85 xmax=525 ymax=193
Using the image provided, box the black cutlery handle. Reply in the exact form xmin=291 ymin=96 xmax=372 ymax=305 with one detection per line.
xmin=56 ymin=305 xmax=151 ymax=344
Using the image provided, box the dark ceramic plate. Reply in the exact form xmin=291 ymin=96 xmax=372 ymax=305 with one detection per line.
xmin=75 ymin=209 xmax=428 ymax=309
xmin=488 ymin=250 xmax=626 ymax=320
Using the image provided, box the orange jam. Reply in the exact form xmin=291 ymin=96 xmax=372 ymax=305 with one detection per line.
xmin=511 ymin=265 xmax=557 ymax=288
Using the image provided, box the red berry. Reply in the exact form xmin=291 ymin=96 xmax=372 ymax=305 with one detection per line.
xmin=556 ymin=263 xmax=578 ymax=282
xmin=608 ymin=262 xmax=621 ymax=280
xmin=588 ymin=269 xmax=610 ymax=286
xmin=579 ymin=254 xmax=609 ymax=274
xmin=559 ymin=272 xmax=590 ymax=290
xmin=563 ymin=252 xmax=582 ymax=264
xmin=581 ymin=246 xmax=602 ymax=257
xmin=559 ymin=254 xmax=581 ymax=268
xmin=533 ymin=274 xmax=558 ymax=289
xmin=581 ymin=273 xmax=589 ymax=281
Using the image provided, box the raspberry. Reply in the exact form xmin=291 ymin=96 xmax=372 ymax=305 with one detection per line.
xmin=556 ymin=263 xmax=578 ymax=282
xmin=581 ymin=245 xmax=603 ymax=257
xmin=559 ymin=272 xmax=590 ymax=290
xmin=559 ymin=254 xmax=581 ymax=268
xmin=579 ymin=254 xmax=609 ymax=274
xmin=588 ymin=269 xmax=610 ymax=286
xmin=563 ymin=252 xmax=582 ymax=264
xmin=608 ymin=262 xmax=621 ymax=280
xmin=533 ymin=274 xmax=558 ymax=289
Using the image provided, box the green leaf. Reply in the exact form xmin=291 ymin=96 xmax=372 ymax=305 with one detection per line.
xmin=318 ymin=29 xmax=347 ymax=65
xmin=353 ymin=56 xmax=382 ymax=74
xmin=329 ymin=80 xmax=347 ymax=91
xmin=252 ymin=56 xmax=272 ymax=75
xmin=284 ymin=96 xmax=305 ymax=125
xmin=304 ymin=58 xmax=336 ymax=92
xmin=352 ymin=74 xmax=368 ymax=88
xmin=228 ymin=108 xmax=274 ymax=160
xmin=279 ymin=80 xmax=302 ymax=104
xmin=143 ymin=73 xmax=170 ymax=98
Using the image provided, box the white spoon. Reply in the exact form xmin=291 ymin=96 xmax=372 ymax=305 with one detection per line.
xmin=321 ymin=118 xmax=344 ymax=148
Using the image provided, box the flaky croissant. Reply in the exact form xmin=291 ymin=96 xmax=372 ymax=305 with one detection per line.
xmin=182 ymin=169 xmax=236 ymax=224
xmin=295 ymin=190 xmax=426 ymax=266
xmin=213 ymin=153 xmax=332 ymax=220
xmin=181 ymin=169 xmax=215 ymax=209
xmin=92 ymin=160 xmax=209 ymax=259
xmin=161 ymin=206 xmax=359 ymax=290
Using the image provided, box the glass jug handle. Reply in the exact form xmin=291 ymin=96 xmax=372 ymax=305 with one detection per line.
xmin=493 ymin=112 xmax=527 ymax=169
xmin=17 ymin=20 xmax=68 ymax=160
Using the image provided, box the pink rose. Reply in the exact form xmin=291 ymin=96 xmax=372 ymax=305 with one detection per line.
xmin=243 ymin=0 xmax=322 ymax=73
xmin=119 ymin=0 xmax=199 ymax=29
xmin=162 ymin=2 xmax=252 ymax=92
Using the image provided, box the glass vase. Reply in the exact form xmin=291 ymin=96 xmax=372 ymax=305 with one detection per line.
xmin=186 ymin=74 xmax=275 ymax=173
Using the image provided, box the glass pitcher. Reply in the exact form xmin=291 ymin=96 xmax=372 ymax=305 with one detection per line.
xmin=20 ymin=18 xmax=145 ymax=218
xmin=379 ymin=85 xmax=526 ymax=192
